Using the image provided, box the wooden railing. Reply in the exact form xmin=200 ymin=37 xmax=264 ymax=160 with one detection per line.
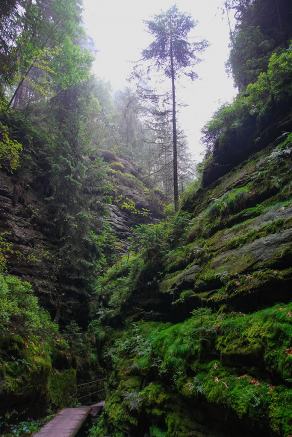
xmin=76 ymin=378 xmax=106 ymax=405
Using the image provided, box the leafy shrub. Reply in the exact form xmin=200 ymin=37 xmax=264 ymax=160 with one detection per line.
xmin=246 ymin=45 xmax=292 ymax=115
xmin=48 ymin=369 xmax=77 ymax=408
xmin=117 ymin=195 xmax=150 ymax=217
xmin=202 ymin=98 xmax=250 ymax=153
xmin=110 ymin=161 xmax=125 ymax=172
xmin=202 ymin=47 xmax=292 ymax=185
xmin=9 ymin=419 xmax=41 ymax=436
xmin=0 ymin=233 xmax=13 ymax=272
xmin=0 ymin=123 xmax=23 ymax=171
xmin=0 ymin=274 xmax=57 ymax=339
xmin=130 ymin=222 xmax=168 ymax=255
xmin=0 ymin=274 xmax=61 ymax=426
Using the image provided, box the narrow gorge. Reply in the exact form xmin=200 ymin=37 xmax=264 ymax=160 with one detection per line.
xmin=0 ymin=0 xmax=291 ymax=436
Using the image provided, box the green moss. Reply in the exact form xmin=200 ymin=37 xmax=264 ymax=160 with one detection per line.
xmin=95 ymin=304 xmax=292 ymax=435
xmin=47 ymin=369 xmax=77 ymax=408
xmin=164 ymin=243 xmax=206 ymax=273
xmin=165 ymin=405 xmax=204 ymax=437
xmin=110 ymin=161 xmax=125 ymax=171
xmin=207 ymin=185 xmax=251 ymax=220
xmin=224 ymin=218 xmax=288 ymax=250
xmin=269 ymin=388 xmax=292 ymax=436
xmin=140 ymin=383 xmax=170 ymax=407
xmin=94 ymin=254 xmax=145 ymax=322
xmin=89 ymin=126 xmax=292 ymax=436
xmin=149 ymin=426 xmax=167 ymax=437
xmin=0 ymin=273 xmax=62 ymax=418
xmin=159 ymin=271 xmax=184 ymax=294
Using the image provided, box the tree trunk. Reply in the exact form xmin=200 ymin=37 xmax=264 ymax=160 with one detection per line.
xmin=170 ymin=39 xmax=179 ymax=211
xmin=224 ymin=2 xmax=235 ymax=46
xmin=8 ymin=65 xmax=33 ymax=109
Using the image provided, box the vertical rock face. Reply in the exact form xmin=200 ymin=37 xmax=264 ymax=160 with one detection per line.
xmin=92 ymin=135 xmax=292 ymax=436
xmin=0 ymin=152 xmax=165 ymax=324
xmin=100 ymin=151 xmax=165 ymax=251
xmin=0 ymin=167 xmax=94 ymax=326
xmin=160 ymin=141 xmax=292 ymax=314
xmin=0 ymin=170 xmax=59 ymax=315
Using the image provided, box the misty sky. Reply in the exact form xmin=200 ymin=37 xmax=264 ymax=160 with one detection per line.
xmin=82 ymin=0 xmax=237 ymax=161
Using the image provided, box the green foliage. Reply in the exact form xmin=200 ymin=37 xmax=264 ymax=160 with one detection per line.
xmin=48 ymin=369 xmax=77 ymax=408
xmin=0 ymin=123 xmax=22 ymax=170
xmin=63 ymin=320 xmax=98 ymax=373
xmin=0 ymin=233 xmax=13 ymax=272
xmin=93 ymin=254 xmax=144 ymax=323
xmin=149 ymin=426 xmax=166 ymax=437
xmin=142 ymin=5 xmax=208 ymax=80
xmin=163 ymin=203 xmax=175 ymax=217
xmin=0 ymin=73 xmax=113 ymax=327
xmin=202 ymin=97 xmax=250 ymax=152
xmin=268 ymin=47 xmax=292 ymax=98
xmin=224 ymin=217 xmax=287 ymax=250
xmin=227 ymin=0 xmax=292 ymax=89
xmin=229 ymin=25 xmax=273 ymax=88
xmin=207 ymin=185 xmax=250 ymax=220
xmin=246 ymin=44 xmax=292 ymax=115
xmin=179 ymin=177 xmax=201 ymax=209
xmin=110 ymin=161 xmax=125 ymax=171
xmin=89 ymin=223 xmax=118 ymax=275
xmin=130 ymin=222 xmax=168 ymax=255
xmin=51 ymin=37 xmax=92 ymax=90
xmin=8 ymin=419 xmax=41 ymax=436
xmin=1 ymin=0 xmax=92 ymax=106
xmin=0 ymin=273 xmax=62 ymax=423
xmin=118 ymin=196 xmax=149 ymax=217
xmin=94 ymin=304 xmax=292 ymax=435
xmin=202 ymin=48 xmax=292 ymax=185
xmin=0 ymin=274 xmax=57 ymax=339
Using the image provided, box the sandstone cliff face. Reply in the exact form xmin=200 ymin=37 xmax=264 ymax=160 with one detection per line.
xmin=0 ymin=168 xmax=96 ymax=326
xmin=101 ymin=150 xmax=165 ymax=250
xmin=0 ymin=152 xmax=164 ymax=324
xmin=161 ymin=137 xmax=292 ymax=317
xmin=0 ymin=170 xmax=58 ymax=314
xmin=96 ymin=135 xmax=292 ymax=325
xmin=93 ymin=133 xmax=292 ymax=436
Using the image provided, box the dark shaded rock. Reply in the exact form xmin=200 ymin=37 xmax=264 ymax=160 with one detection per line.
xmin=210 ymin=228 xmax=292 ymax=274
xmin=102 ymin=153 xmax=165 ymax=252
xmin=202 ymin=109 xmax=292 ymax=187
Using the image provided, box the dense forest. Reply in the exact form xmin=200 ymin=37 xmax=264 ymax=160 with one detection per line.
xmin=0 ymin=0 xmax=291 ymax=436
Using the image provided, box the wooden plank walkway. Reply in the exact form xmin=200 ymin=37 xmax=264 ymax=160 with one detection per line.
xmin=33 ymin=406 xmax=91 ymax=437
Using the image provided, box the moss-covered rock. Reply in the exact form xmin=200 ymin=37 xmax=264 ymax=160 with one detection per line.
xmin=91 ymin=132 xmax=292 ymax=436
xmin=92 ymin=304 xmax=292 ymax=436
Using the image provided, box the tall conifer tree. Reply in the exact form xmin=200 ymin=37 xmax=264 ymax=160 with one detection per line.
xmin=142 ymin=5 xmax=207 ymax=210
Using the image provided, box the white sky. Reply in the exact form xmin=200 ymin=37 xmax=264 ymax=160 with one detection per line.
xmin=82 ymin=0 xmax=237 ymax=161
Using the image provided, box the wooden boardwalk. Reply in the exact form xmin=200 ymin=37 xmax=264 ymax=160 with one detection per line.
xmin=34 ymin=403 xmax=104 ymax=437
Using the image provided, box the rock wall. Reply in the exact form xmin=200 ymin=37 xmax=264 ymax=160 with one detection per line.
xmin=100 ymin=150 xmax=165 ymax=250
xmin=92 ymin=133 xmax=292 ymax=436
xmin=0 ymin=170 xmax=59 ymax=314
xmin=0 ymin=151 xmax=165 ymax=324
xmin=163 ymin=136 xmax=292 ymax=317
